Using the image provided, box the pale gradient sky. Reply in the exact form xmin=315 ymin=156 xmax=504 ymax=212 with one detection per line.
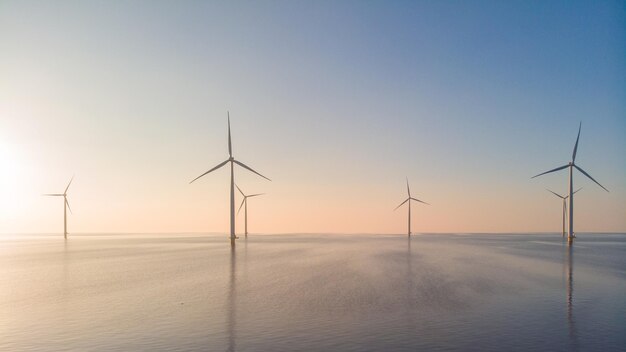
xmin=1 ymin=0 xmax=624 ymax=234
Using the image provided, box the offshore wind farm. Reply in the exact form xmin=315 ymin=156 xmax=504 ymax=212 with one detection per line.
xmin=1 ymin=1 xmax=625 ymax=352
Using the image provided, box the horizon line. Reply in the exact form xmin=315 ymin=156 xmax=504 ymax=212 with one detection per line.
xmin=1 ymin=231 xmax=625 ymax=236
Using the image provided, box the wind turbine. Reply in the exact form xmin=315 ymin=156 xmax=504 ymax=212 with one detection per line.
xmin=190 ymin=112 xmax=270 ymax=247
xmin=43 ymin=176 xmax=73 ymax=239
xmin=545 ymin=188 xmax=581 ymax=237
xmin=236 ymin=184 xmax=265 ymax=237
xmin=394 ymin=178 xmax=429 ymax=236
xmin=532 ymin=122 xmax=608 ymax=244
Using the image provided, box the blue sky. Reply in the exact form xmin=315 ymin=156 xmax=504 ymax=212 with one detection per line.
xmin=0 ymin=0 xmax=624 ymax=233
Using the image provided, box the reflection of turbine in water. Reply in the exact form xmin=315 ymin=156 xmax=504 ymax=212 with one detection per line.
xmin=227 ymin=247 xmax=236 ymax=352
xmin=63 ymin=241 xmax=70 ymax=300
xmin=566 ymin=244 xmax=578 ymax=348
xmin=406 ymin=237 xmax=415 ymax=329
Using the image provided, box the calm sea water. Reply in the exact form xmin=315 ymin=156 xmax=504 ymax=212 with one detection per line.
xmin=1 ymin=233 xmax=625 ymax=351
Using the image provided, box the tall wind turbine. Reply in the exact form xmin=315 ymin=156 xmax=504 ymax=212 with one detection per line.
xmin=190 ymin=112 xmax=271 ymax=247
xmin=236 ymin=184 xmax=265 ymax=237
xmin=394 ymin=178 xmax=429 ymax=236
xmin=43 ymin=177 xmax=73 ymax=239
xmin=532 ymin=122 xmax=608 ymax=244
xmin=545 ymin=188 xmax=581 ymax=237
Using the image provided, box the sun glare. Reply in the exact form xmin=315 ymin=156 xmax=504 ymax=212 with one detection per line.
xmin=0 ymin=141 xmax=26 ymax=219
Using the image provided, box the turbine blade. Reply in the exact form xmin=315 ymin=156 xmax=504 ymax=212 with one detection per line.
xmin=235 ymin=183 xmax=245 ymax=197
xmin=64 ymin=176 xmax=74 ymax=194
xmin=531 ymin=164 xmax=569 ymax=179
xmin=545 ymin=189 xmax=565 ymax=199
xmin=248 ymin=193 xmax=265 ymax=197
xmin=189 ymin=159 xmax=229 ymax=184
xmin=406 ymin=177 xmax=411 ymax=197
xmin=43 ymin=194 xmax=64 ymax=196
xmin=410 ymin=197 xmax=430 ymax=205
xmin=237 ymin=198 xmax=245 ymax=215
xmin=233 ymin=160 xmax=271 ymax=181
xmin=228 ymin=112 xmax=232 ymax=158
xmin=65 ymin=198 xmax=72 ymax=214
xmin=572 ymin=121 xmax=581 ymax=162
xmin=564 ymin=187 xmax=583 ymax=199
xmin=574 ymin=165 xmax=609 ymax=192
xmin=394 ymin=198 xmax=409 ymax=211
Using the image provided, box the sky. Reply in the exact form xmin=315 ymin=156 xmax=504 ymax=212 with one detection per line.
xmin=1 ymin=0 xmax=624 ymax=235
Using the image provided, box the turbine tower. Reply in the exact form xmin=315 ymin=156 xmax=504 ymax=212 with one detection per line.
xmin=532 ymin=122 xmax=608 ymax=244
xmin=190 ymin=112 xmax=270 ymax=247
xmin=545 ymin=188 xmax=581 ymax=237
xmin=43 ymin=176 xmax=73 ymax=239
xmin=236 ymin=184 xmax=265 ymax=237
xmin=394 ymin=178 xmax=429 ymax=236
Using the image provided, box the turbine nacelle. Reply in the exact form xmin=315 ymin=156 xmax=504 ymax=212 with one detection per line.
xmin=532 ymin=123 xmax=608 ymax=193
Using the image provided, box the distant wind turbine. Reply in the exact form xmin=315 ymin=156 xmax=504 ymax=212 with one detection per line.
xmin=394 ymin=178 xmax=429 ymax=237
xmin=236 ymin=184 xmax=265 ymax=237
xmin=545 ymin=188 xmax=581 ymax=237
xmin=532 ymin=122 xmax=608 ymax=244
xmin=43 ymin=176 xmax=73 ymax=239
xmin=190 ymin=112 xmax=271 ymax=247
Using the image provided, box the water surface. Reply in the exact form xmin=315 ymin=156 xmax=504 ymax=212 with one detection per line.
xmin=1 ymin=233 xmax=625 ymax=351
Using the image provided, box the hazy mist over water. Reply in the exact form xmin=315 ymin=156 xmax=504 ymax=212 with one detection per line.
xmin=1 ymin=233 xmax=625 ymax=351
